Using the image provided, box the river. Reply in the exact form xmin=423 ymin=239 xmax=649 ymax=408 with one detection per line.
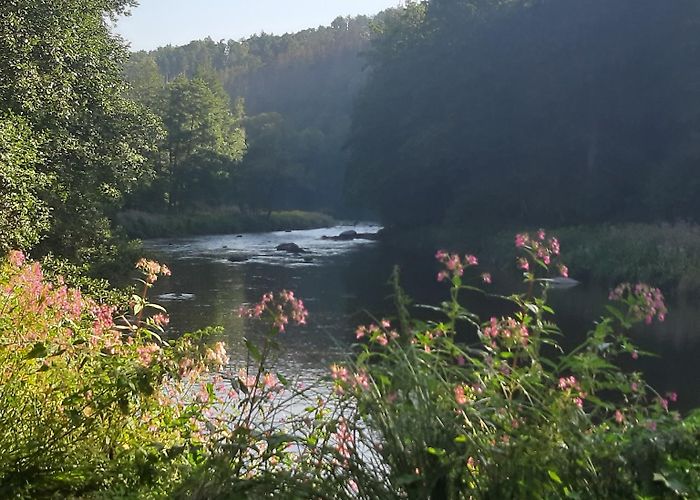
xmin=145 ymin=224 xmax=700 ymax=412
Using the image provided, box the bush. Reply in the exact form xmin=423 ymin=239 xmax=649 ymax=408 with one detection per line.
xmin=0 ymin=252 xmax=228 ymax=497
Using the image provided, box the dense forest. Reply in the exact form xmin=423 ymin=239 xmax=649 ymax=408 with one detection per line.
xmin=123 ymin=16 xmax=373 ymax=214
xmin=346 ymin=0 xmax=700 ymax=230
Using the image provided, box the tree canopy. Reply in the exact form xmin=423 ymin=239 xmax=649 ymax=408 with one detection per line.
xmin=0 ymin=0 xmax=159 ymax=261
xmin=345 ymin=0 xmax=700 ymax=229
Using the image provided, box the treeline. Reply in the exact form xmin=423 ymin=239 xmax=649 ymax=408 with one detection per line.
xmin=0 ymin=4 xmax=378 ymax=274
xmin=124 ymin=16 xmax=373 ymax=213
xmin=345 ymin=0 xmax=700 ymax=230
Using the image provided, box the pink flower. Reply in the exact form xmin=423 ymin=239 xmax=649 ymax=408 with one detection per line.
xmin=481 ymin=273 xmax=492 ymax=284
xmin=354 ymin=371 xmax=370 ymax=390
xmin=517 ymin=258 xmax=529 ymax=272
xmin=558 ymin=265 xmax=569 ymax=278
xmin=330 ymin=364 xmax=349 ymax=382
xmin=667 ymin=391 xmax=678 ymax=402
xmin=549 ymin=237 xmax=560 ymax=256
xmin=8 ymin=250 xmax=26 ymax=267
xmin=454 ymin=385 xmax=468 ymax=405
xmin=515 ymin=233 xmax=528 ymax=248
xmin=152 ymin=313 xmax=169 ymax=327
xmin=537 ymin=229 xmax=546 ymax=241
xmin=615 ymin=410 xmax=624 ymax=423
xmin=465 ymin=254 xmax=478 ymax=266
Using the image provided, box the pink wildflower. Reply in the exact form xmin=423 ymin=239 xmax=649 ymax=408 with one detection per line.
xmin=454 ymin=385 xmax=468 ymax=405
xmin=152 ymin=313 xmax=169 ymax=327
xmin=615 ymin=410 xmax=624 ymax=424
xmin=8 ymin=250 xmax=25 ymax=267
xmin=517 ymin=257 xmax=529 ymax=271
xmin=481 ymin=272 xmax=492 ymax=284
xmin=559 ymin=265 xmax=569 ymax=278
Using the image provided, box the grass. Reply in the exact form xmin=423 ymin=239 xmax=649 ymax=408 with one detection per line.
xmin=116 ymin=207 xmax=336 ymax=239
xmin=380 ymin=222 xmax=700 ymax=297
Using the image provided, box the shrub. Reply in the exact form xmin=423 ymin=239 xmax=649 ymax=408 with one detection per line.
xmin=0 ymin=252 xmax=227 ymax=497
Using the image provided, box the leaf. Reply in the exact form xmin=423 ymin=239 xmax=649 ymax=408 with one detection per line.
xmin=427 ymin=446 xmax=446 ymax=456
xmin=244 ymin=338 xmax=262 ymax=362
xmin=25 ymin=342 xmax=47 ymax=359
xmin=548 ymin=470 xmax=563 ymax=484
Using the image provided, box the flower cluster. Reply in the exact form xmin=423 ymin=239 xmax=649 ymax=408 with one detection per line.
xmin=514 ymin=230 xmax=567 ymax=277
xmin=454 ymin=384 xmax=483 ymax=405
xmin=609 ymin=283 xmax=667 ymax=324
xmin=330 ymin=364 xmax=371 ymax=395
xmin=481 ymin=316 xmax=530 ymax=350
xmin=135 ymin=258 xmax=171 ymax=284
xmin=558 ymin=376 xmax=587 ymax=408
xmin=205 ymin=341 xmax=230 ymax=369
xmin=239 ymin=290 xmax=308 ymax=332
xmin=435 ymin=250 xmax=479 ymax=282
xmin=355 ymin=319 xmax=399 ymax=346
xmin=333 ymin=417 xmax=354 ymax=464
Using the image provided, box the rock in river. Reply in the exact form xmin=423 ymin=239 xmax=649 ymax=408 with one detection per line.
xmin=276 ymin=242 xmax=308 ymax=254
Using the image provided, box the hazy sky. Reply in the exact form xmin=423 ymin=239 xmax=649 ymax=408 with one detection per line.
xmin=114 ymin=1 xmax=402 ymax=51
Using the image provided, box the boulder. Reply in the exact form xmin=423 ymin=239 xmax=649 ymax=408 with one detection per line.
xmin=276 ymin=242 xmax=308 ymax=254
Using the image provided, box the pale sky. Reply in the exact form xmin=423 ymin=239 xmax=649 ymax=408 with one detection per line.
xmin=114 ymin=1 xmax=403 ymax=51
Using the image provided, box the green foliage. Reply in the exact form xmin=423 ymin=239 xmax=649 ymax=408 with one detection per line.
xmin=328 ymin=232 xmax=699 ymax=498
xmin=0 ymin=0 xmax=160 ymax=266
xmin=346 ymin=0 xmax=700 ymax=229
xmin=117 ymin=208 xmax=335 ymax=239
xmin=127 ymin=73 xmax=246 ymax=212
xmin=0 ymin=252 xmax=229 ymax=497
xmin=0 ymin=114 xmax=50 ymax=252
xmin=124 ymin=16 xmax=375 ymax=215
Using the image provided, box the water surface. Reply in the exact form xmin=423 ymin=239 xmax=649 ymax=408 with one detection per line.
xmin=145 ymin=225 xmax=700 ymax=411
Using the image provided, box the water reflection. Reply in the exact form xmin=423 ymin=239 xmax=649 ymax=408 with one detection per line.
xmin=145 ymin=225 xmax=700 ymax=412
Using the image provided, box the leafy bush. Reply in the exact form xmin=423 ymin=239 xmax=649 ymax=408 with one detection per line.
xmin=0 ymin=252 xmax=227 ymax=497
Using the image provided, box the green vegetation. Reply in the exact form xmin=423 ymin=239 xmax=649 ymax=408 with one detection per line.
xmin=4 ymin=236 xmax=698 ymax=497
xmin=3 ymin=0 xmax=700 ymax=496
xmin=346 ymin=0 xmax=700 ymax=231
xmin=381 ymin=222 xmax=700 ymax=297
xmin=124 ymin=16 xmax=373 ymax=216
xmin=117 ymin=208 xmax=335 ymax=239
xmin=1 ymin=0 xmax=159 ymax=265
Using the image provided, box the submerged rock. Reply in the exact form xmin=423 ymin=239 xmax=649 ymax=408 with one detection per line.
xmin=227 ymin=254 xmax=249 ymax=263
xmin=276 ymin=242 xmax=308 ymax=254
xmin=322 ymin=229 xmax=381 ymax=241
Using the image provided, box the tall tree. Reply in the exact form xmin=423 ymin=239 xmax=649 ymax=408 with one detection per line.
xmin=0 ymin=0 xmax=160 ymax=262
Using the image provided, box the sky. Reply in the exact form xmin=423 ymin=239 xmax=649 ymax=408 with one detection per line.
xmin=114 ymin=0 xmax=403 ymax=51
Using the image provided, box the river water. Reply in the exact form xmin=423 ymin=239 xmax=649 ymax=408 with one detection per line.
xmin=145 ymin=224 xmax=700 ymax=412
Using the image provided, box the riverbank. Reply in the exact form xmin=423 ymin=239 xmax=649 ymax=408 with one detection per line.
xmin=380 ymin=222 xmax=700 ymax=297
xmin=116 ymin=208 xmax=336 ymax=239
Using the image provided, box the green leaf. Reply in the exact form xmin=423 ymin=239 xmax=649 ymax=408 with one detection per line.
xmin=548 ymin=470 xmax=563 ymax=484
xmin=244 ymin=338 xmax=262 ymax=362
xmin=427 ymin=446 xmax=446 ymax=456
xmin=25 ymin=342 xmax=47 ymax=359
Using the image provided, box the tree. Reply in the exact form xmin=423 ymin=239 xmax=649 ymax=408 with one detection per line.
xmin=0 ymin=0 xmax=160 ymax=263
xmin=157 ymin=74 xmax=246 ymax=210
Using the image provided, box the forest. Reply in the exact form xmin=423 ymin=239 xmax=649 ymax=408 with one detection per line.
xmin=1 ymin=0 xmax=700 ymax=497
